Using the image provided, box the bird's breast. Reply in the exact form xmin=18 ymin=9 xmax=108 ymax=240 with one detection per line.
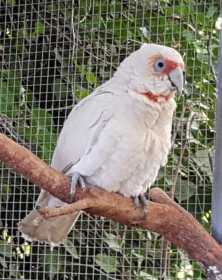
xmin=86 ymin=97 xmax=175 ymax=197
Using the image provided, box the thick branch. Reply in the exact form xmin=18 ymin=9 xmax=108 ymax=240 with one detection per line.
xmin=0 ymin=133 xmax=222 ymax=278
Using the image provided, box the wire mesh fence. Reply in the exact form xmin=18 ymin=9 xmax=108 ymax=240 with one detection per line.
xmin=0 ymin=0 xmax=219 ymax=279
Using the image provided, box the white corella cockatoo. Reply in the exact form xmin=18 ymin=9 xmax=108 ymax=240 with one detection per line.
xmin=19 ymin=43 xmax=185 ymax=244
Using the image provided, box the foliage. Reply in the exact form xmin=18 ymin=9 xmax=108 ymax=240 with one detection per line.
xmin=0 ymin=0 xmax=219 ymax=279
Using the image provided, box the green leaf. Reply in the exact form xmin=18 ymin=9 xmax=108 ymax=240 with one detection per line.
xmin=132 ymin=248 xmax=145 ymax=266
xmin=0 ymin=184 xmax=11 ymax=202
xmin=175 ymin=180 xmax=197 ymax=203
xmin=78 ymin=65 xmax=98 ymax=87
xmin=18 ymin=108 xmax=58 ymax=160
xmin=63 ymin=239 xmax=79 ymax=259
xmin=0 ymin=71 xmax=21 ymax=117
xmin=85 ymin=71 xmax=98 ymax=86
xmin=201 ymin=210 xmax=211 ymax=231
xmin=138 ymin=271 xmax=158 ymax=280
xmin=182 ymin=30 xmax=195 ymax=41
xmin=177 ymin=250 xmax=194 ymax=279
xmin=104 ymin=232 xmax=122 ymax=252
xmin=0 ymin=240 xmax=13 ymax=258
xmin=34 ymin=21 xmax=45 ymax=36
xmin=207 ymin=6 xmax=217 ymax=18
xmin=21 ymin=243 xmax=32 ymax=257
xmin=192 ymin=150 xmax=213 ymax=181
xmin=5 ymin=0 xmax=16 ymax=6
xmin=0 ymin=256 xmax=8 ymax=268
xmin=44 ymin=250 xmax=62 ymax=280
xmin=95 ymin=254 xmax=119 ymax=273
xmin=8 ymin=262 xmax=22 ymax=278
xmin=75 ymin=87 xmax=90 ymax=100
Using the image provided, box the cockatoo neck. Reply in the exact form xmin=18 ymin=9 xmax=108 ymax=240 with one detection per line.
xmin=118 ymin=70 xmax=175 ymax=105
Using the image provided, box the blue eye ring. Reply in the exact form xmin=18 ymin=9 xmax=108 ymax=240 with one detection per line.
xmin=154 ymin=59 xmax=166 ymax=72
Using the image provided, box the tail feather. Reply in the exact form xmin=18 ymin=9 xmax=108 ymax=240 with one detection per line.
xmin=18 ymin=209 xmax=80 ymax=245
xmin=18 ymin=190 xmax=80 ymax=245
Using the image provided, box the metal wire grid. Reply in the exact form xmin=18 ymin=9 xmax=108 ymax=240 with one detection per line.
xmin=0 ymin=0 xmax=219 ymax=279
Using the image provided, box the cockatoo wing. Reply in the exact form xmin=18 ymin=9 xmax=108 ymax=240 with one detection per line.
xmin=52 ymin=91 xmax=115 ymax=176
xmin=35 ymin=91 xmax=116 ymax=211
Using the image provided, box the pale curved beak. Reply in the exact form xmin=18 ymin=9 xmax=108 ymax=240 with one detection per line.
xmin=168 ymin=68 xmax=184 ymax=94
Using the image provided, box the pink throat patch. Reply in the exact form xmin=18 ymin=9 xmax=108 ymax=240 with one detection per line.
xmin=142 ymin=91 xmax=174 ymax=103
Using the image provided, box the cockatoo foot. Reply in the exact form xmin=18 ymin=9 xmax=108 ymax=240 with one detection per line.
xmin=69 ymin=172 xmax=86 ymax=199
xmin=133 ymin=192 xmax=149 ymax=214
xmin=61 ymin=163 xmax=86 ymax=200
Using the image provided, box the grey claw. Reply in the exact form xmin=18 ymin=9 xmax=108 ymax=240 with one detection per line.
xmin=62 ymin=163 xmax=86 ymax=198
xmin=69 ymin=172 xmax=86 ymax=199
xmin=139 ymin=193 xmax=149 ymax=208
xmin=134 ymin=196 xmax=140 ymax=208
xmin=133 ymin=193 xmax=149 ymax=214
xmin=78 ymin=175 xmax=86 ymax=189
xmin=35 ymin=205 xmax=41 ymax=211
xmin=70 ymin=172 xmax=79 ymax=195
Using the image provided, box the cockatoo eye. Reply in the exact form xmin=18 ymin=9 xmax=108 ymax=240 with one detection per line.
xmin=154 ymin=59 xmax=166 ymax=72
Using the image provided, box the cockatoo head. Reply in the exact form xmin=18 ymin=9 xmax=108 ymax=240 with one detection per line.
xmin=115 ymin=43 xmax=185 ymax=104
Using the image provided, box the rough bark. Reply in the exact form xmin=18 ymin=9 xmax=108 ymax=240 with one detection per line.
xmin=0 ymin=133 xmax=221 ymax=279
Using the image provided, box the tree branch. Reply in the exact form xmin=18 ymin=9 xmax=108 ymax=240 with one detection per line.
xmin=0 ymin=133 xmax=221 ymax=279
